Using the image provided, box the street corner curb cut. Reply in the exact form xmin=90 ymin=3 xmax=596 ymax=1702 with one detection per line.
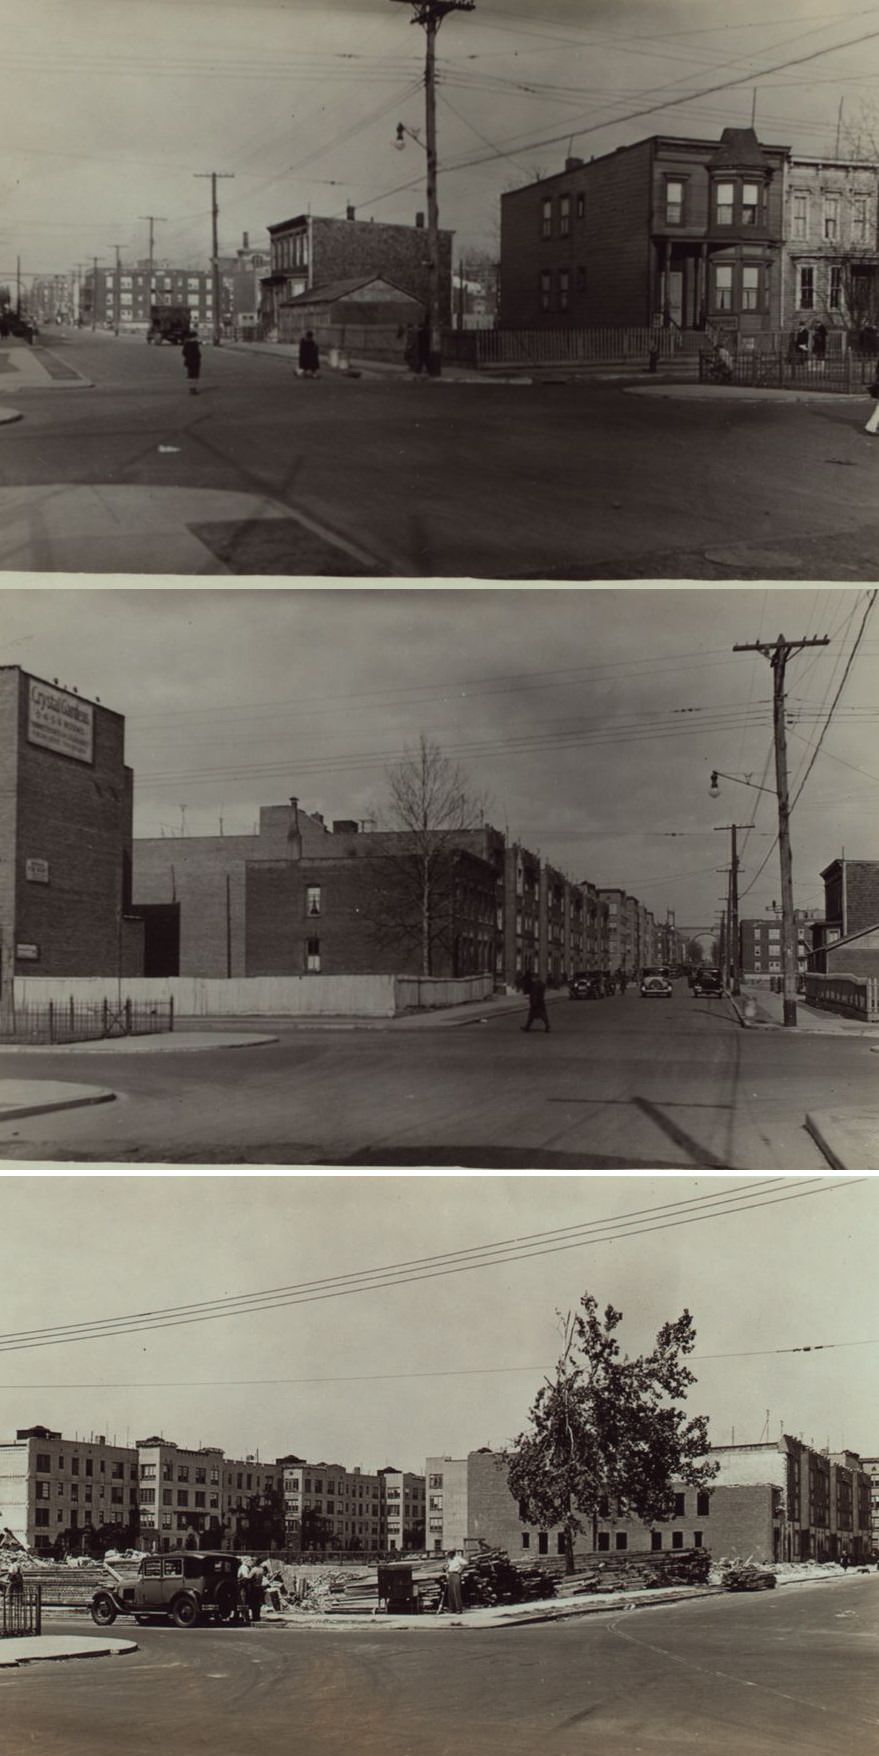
xmin=804 ymin=1112 xmax=845 ymax=1170
xmin=0 ymin=406 xmax=24 ymax=424
xmin=727 ymin=995 xmax=776 ymax=1030
xmin=0 ymin=1089 xmax=117 ymax=1122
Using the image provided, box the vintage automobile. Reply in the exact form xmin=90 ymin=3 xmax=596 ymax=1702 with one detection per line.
xmin=90 ymin=1551 xmax=240 ymax=1628
xmin=640 ymin=973 xmax=673 ymax=999
xmin=690 ymin=968 xmax=723 ymax=997
xmin=569 ymin=970 xmax=601 ymax=1000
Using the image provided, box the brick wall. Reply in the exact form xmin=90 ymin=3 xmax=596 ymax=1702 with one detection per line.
xmin=0 ymin=671 xmax=20 ymax=997
xmin=845 ymin=862 xmax=879 ymax=934
xmin=12 ymin=673 xmax=134 ymax=977
xmin=312 ymin=217 xmax=453 ymax=325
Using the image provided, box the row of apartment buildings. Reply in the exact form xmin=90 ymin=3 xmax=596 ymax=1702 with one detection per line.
xmin=500 ymin=129 xmax=879 ymax=338
xmin=4 ymin=1424 xmax=876 ymax=1567
xmin=737 ymin=860 xmax=879 ymax=984
xmin=0 ymin=667 xmax=680 ymax=992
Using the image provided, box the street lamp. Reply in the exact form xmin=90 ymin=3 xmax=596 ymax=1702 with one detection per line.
xmin=709 ymin=768 xmax=776 ymax=799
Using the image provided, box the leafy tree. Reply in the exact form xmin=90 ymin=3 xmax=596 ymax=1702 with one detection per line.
xmin=360 ymin=734 xmax=487 ymax=976
xmin=506 ymin=1294 xmax=718 ymax=1575
xmin=239 ymin=1487 xmax=285 ymax=1552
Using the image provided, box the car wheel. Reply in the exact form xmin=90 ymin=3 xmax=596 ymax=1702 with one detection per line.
xmin=171 ymin=1593 xmax=200 ymax=1628
xmin=91 ymin=1595 xmax=117 ymax=1627
xmin=215 ymin=1584 xmax=236 ymax=1624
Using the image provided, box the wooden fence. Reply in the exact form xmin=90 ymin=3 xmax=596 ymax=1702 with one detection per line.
xmin=451 ymin=326 xmax=690 ymax=368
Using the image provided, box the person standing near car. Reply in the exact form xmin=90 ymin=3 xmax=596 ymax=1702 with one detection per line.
xmin=236 ymin=1556 xmax=252 ymax=1624
xmin=522 ymin=970 xmax=550 ymax=1033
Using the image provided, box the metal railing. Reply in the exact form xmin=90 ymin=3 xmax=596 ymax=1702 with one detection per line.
xmin=2 ymin=997 xmax=174 ymax=1046
xmin=467 ymin=325 xmax=689 ymax=368
xmin=1 ymin=1584 xmax=42 ymax=1638
xmin=699 ymin=342 xmax=878 ymax=394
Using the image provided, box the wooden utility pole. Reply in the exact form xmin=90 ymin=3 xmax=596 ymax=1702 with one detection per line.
xmin=140 ymin=215 xmax=167 ymax=320
xmin=391 ymin=1 xmax=475 ymax=375
xmin=108 ymin=243 xmax=124 ymax=335
xmin=194 ymin=172 xmax=234 ymax=346
xmin=733 ymin=632 xmax=829 ymax=1025
xmin=91 ymin=256 xmax=102 ymax=330
xmin=714 ymin=823 xmax=753 ymax=995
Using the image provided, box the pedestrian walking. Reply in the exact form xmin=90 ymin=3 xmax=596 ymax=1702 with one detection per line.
xmin=865 ymin=367 xmax=879 ymax=435
xmin=521 ymin=971 xmax=550 ymax=1033
xmin=236 ymin=1557 xmax=252 ymax=1624
xmin=181 ymin=330 xmax=202 ymax=396
xmin=298 ymin=330 xmax=320 ymax=378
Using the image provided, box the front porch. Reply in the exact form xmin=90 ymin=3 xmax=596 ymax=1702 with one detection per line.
xmin=652 ymin=239 xmax=779 ymax=335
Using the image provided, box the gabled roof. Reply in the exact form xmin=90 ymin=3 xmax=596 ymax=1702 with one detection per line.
xmin=282 ymin=274 xmax=420 ymax=307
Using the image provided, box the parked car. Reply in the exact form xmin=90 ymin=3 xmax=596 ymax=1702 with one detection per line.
xmin=640 ymin=973 xmax=673 ymax=999
xmin=691 ymin=968 xmax=723 ymax=996
xmin=90 ymin=1551 xmax=240 ymax=1628
xmin=146 ymin=303 xmax=192 ymax=345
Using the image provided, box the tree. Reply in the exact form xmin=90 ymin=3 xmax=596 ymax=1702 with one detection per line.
xmin=362 ymin=734 xmax=487 ymax=976
xmin=684 ymin=938 xmax=705 ymax=968
xmin=505 ymin=1293 xmax=718 ymax=1575
xmin=239 ymin=1487 xmax=285 ymax=1552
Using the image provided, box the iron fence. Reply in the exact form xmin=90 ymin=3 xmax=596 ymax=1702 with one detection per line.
xmin=700 ymin=346 xmax=879 ymax=394
xmin=1 ymin=997 xmax=174 ymax=1046
xmin=1 ymin=1584 xmax=42 ymax=1638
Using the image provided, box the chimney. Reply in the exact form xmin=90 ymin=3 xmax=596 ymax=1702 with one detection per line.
xmin=242 ymin=231 xmax=249 ymax=249
xmin=346 ymin=205 xmax=356 ymax=222
xmin=565 ymin=156 xmax=584 ymax=172
xmin=287 ymin=795 xmax=302 ymax=857
xmin=415 ymin=211 xmax=425 ymax=229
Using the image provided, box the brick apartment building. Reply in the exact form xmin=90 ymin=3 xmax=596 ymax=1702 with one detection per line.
xmin=784 ymin=156 xmax=879 ymax=335
xmin=807 ymin=857 xmax=879 ymax=978
xmin=0 ymin=668 xmax=140 ymax=1000
xmin=82 ymin=264 xmax=220 ymax=333
xmin=740 ymin=915 xmax=815 ymax=983
xmin=426 ymin=1439 xmax=874 ymax=1567
xmin=136 ymin=1437 xmax=279 ymax=1553
xmin=260 ymin=209 xmax=453 ymax=341
xmin=500 ymin=127 xmax=787 ymax=334
xmin=0 ymin=1426 xmax=139 ymax=1554
xmin=280 ymin=1457 xmax=425 ymax=1554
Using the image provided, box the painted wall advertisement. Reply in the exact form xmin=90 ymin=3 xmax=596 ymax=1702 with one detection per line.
xmin=27 ymin=679 xmax=94 ymax=764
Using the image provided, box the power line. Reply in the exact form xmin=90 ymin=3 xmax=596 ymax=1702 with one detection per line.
xmin=0 ymin=1179 xmax=863 ymax=1357
xmin=790 ymin=590 xmax=877 ymax=811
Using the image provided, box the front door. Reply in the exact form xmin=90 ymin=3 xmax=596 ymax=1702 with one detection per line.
xmin=667 ymin=269 xmax=684 ymax=328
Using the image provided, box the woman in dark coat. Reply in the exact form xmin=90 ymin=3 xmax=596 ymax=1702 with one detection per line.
xmin=298 ymin=330 xmax=320 ymax=377
xmin=181 ymin=331 xmax=202 ymax=395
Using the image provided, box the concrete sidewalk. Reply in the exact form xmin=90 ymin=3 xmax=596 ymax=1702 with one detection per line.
xmin=805 ymin=1109 xmax=879 ymax=1170
xmin=729 ymin=985 xmax=879 ymax=1037
xmin=0 ymin=1032 xmax=278 ymax=1057
xmin=219 ymin=340 xmax=532 ymax=386
xmin=0 ymin=341 xmax=92 ymax=390
xmin=0 ymin=1080 xmax=116 ymax=1121
xmin=0 ymin=1634 xmax=137 ymax=1668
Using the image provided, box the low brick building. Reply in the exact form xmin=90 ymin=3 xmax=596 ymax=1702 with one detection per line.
xmin=277 ymin=274 xmax=422 ymax=357
xmin=0 ymin=667 xmax=140 ymax=998
xmin=429 ymin=1438 xmax=873 ymax=1566
xmin=500 ymin=127 xmax=787 ymax=334
xmin=261 ymin=209 xmax=453 ymax=340
xmin=821 ymin=857 xmax=879 ymax=938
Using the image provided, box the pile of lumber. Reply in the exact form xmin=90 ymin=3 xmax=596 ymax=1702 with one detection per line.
xmin=459 ymin=1548 xmax=555 ymax=1608
xmin=721 ymin=1562 xmax=776 ymax=1592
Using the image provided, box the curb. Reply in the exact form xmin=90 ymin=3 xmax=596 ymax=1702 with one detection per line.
xmin=0 ymin=1639 xmax=137 ymax=1669
xmin=0 ymin=1089 xmax=116 ymax=1122
xmin=805 ymin=1114 xmax=844 ymax=1169
xmin=0 ymin=406 xmax=23 ymax=424
xmin=726 ymin=994 xmax=776 ymax=1031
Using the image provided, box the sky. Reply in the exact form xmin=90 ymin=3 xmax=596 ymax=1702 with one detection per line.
xmin=1 ymin=1172 xmax=876 ymax=1475
xmin=5 ymin=0 xmax=879 ymax=287
xmin=2 ymin=582 xmax=877 ymax=939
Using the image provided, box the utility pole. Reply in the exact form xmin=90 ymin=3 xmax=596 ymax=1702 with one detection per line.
xmin=108 ymin=243 xmax=124 ymax=335
xmin=714 ymin=823 xmax=754 ymax=995
xmin=140 ymin=215 xmax=167 ymax=320
xmin=733 ymin=631 xmax=829 ymax=1025
xmin=391 ymin=1 xmax=475 ymax=376
xmin=16 ymin=255 xmax=21 ymax=315
xmin=91 ymin=256 xmax=102 ymax=331
xmin=194 ymin=172 xmax=234 ymax=346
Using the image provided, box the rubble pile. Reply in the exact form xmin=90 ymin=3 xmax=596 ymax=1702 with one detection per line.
xmin=721 ymin=1561 xmax=777 ymax=1592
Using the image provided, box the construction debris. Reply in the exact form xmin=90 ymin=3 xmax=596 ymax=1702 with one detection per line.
xmin=721 ymin=1561 xmax=777 ymax=1592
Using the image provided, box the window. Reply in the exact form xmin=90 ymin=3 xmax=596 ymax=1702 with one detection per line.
xmin=673 ymin=1493 xmax=685 ymax=1516
xmin=798 ymin=264 xmax=815 ymax=309
xmin=823 ymin=194 xmax=840 ymax=241
xmin=597 ymin=1531 xmax=610 ymax=1551
xmin=177 ymin=1466 xmax=189 ymax=1482
xmin=829 ymin=264 xmax=843 ymax=309
xmin=140 ymin=1489 xmax=156 ymax=1505
xmin=666 ymin=179 xmax=684 ymax=225
xmin=195 ymin=1492 xmax=205 ymax=1508
xmin=651 ymin=1531 xmax=662 ymax=1551
xmin=36 ymin=1481 xmax=51 ymax=1500
xmin=792 ymin=192 xmax=808 ymax=240
xmin=36 ymin=1453 xmax=51 ymax=1473
xmin=306 ymin=885 xmax=321 ymax=917
xmin=693 ymin=1531 xmax=703 ymax=1548
xmin=541 ymin=198 xmax=552 ymax=239
xmin=538 ymin=1531 xmax=548 ymax=1555
xmin=696 ymin=1491 xmax=711 ymax=1517
xmin=539 ymin=271 xmax=551 ymax=313
xmin=162 ymin=1489 xmax=173 ymax=1506
xmin=85 ymin=1459 xmax=93 ymax=1478
xmin=742 ymin=265 xmax=760 ymax=311
xmin=615 ymin=1532 xmax=628 ymax=1551
xmin=306 ymin=938 xmax=321 ymax=972
xmin=35 ymin=1508 xmax=50 ymax=1527
xmin=557 ymin=1534 xmax=567 ymax=1555
xmin=742 ymin=182 xmax=760 ymax=226
xmin=672 ymin=1531 xmax=684 ymax=1550
xmin=714 ymin=264 xmax=733 ymax=311
xmin=853 ymin=195 xmax=869 ymax=244
xmin=559 ymin=194 xmax=571 ymax=238
xmin=558 ymin=269 xmax=569 ymax=313
xmin=195 ymin=1467 xmax=206 ymax=1484
xmin=576 ymin=192 xmax=585 ymax=219
xmin=715 ymin=181 xmax=735 ymax=224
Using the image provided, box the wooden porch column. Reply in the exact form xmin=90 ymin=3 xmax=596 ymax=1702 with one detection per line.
xmin=697 ymin=243 xmax=708 ymax=329
xmin=661 ymin=238 xmax=671 ymax=325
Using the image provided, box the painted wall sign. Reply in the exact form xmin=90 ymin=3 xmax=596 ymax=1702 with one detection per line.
xmin=27 ymin=679 xmax=94 ymax=764
xmin=25 ymin=859 xmax=50 ymax=884
xmin=15 ymin=944 xmax=40 ymax=961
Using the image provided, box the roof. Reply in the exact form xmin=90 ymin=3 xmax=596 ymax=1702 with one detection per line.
xmin=282 ymin=274 xmax=420 ymax=307
xmin=709 ymin=126 xmax=772 ymax=171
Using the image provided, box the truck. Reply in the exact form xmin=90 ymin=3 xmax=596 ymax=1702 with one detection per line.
xmin=146 ymin=304 xmax=191 ymax=345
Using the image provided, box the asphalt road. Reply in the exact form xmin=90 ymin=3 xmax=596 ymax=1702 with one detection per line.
xmin=0 ymin=986 xmax=872 ymax=1165
xmin=8 ymin=1577 xmax=878 ymax=1756
xmin=4 ymin=329 xmax=879 ymax=576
